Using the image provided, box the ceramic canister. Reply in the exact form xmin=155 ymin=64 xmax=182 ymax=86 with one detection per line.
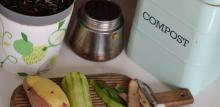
xmin=0 ymin=1 xmax=74 ymax=75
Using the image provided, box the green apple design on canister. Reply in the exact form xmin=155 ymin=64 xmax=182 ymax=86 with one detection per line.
xmin=13 ymin=33 xmax=47 ymax=64
xmin=48 ymin=20 xmax=66 ymax=47
xmin=13 ymin=20 xmax=66 ymax=65
xmin=13 ymin=32 xmax=33 ymax=56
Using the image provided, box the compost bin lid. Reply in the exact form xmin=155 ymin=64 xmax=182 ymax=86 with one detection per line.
xmin=202 ymin=0 xmax=220 ymax=5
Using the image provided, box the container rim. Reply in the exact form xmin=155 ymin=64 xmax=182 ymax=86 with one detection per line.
xmin=78 ymin=0 xmax=124 ymax=31
xmin=0 ymin=1 xmax=74 ymax=26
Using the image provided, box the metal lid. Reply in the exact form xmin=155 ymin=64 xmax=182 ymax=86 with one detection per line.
xmin=78 ymin=0 xmax=123 ymax=32
xmin=201 ymin=0 xmax=220 ymax=5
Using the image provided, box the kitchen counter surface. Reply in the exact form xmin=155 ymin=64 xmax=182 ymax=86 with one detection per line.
xmin=0 ymin=44 xmax=220 ymax=107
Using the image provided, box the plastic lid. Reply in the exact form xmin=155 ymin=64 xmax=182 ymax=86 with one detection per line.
xmin=202 ymin=0 xmax=220 ymax=5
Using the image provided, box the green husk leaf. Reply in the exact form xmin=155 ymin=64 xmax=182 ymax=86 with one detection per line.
xmin=95 ymin=81 xmax=126 ymax=104
xmin=90 ymin=80 xmax=126 ymax=107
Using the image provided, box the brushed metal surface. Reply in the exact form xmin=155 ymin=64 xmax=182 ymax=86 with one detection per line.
xmin=70 ymin=0 xmax=124 ymax=61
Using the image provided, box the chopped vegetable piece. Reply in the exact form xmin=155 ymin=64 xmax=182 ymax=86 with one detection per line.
xmin=61 ymin=72 xmax=92 ymax=107
xmin=90 ymin=80 xmax=126 ymax=107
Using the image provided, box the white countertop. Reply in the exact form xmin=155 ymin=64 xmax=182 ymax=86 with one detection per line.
xmin=0 ymin=44 xmax=220 ymax=107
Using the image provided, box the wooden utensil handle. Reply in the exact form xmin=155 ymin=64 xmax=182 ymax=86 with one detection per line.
xmin=154 ymin=88 xmax=194 ymax=107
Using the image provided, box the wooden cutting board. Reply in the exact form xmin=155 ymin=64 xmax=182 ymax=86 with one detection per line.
xmin=10 ymin=73 xmax=193 ymax=107
xmin=11 ymin=73 xmax=130 ymax=107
